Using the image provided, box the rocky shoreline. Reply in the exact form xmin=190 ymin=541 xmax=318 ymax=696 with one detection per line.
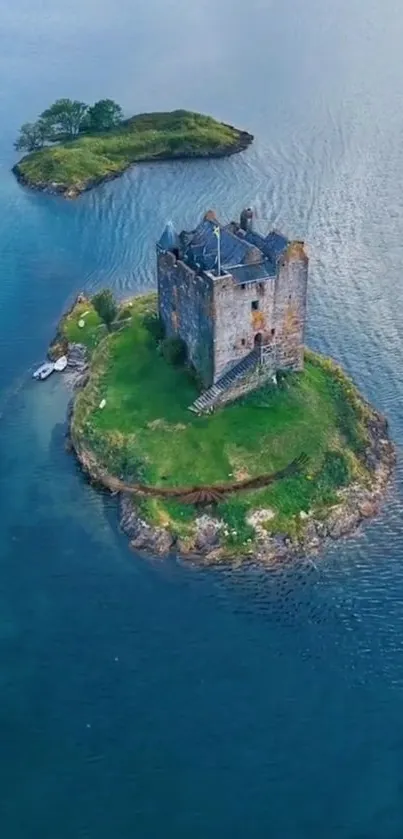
xmin=117 ymin=410 xmax=395 ymax=564
xmin=62 ymin=340 xmax=396 ymax=565
xmin=13 ymin=127 xmax=253 ymax=200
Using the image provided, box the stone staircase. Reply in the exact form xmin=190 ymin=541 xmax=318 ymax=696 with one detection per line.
xmin=188 ymin=349 xmax=260 ymax=414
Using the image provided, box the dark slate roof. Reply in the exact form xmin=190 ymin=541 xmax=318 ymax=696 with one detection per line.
xmin=186 ymin=218 xmax=258 ymax=269
xmin=183 ymin=243 xmax=217 ymax=273
xmin=242 ymin=230 xmax=268 ymax=251
xmin=157 ymin=221 xmax=180 ymax=251
xmin=265 ymin=231 xmax=289 ymax=257
xmin=243 ymin=229 xmax=289 ymax=262
xmin=231 ymin=261 xmax=276 ymax=285
xmin=175 ymin=215 xmax=289 ymax=279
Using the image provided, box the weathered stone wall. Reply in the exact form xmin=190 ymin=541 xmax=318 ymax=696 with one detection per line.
xmin=213 ymin=275 xmax=276 ymax=380
xmin=213 ymin=362 xmax=276 ymax=409
xmin=157 ymin=235 xmax=308 ymax=388
xmin=157 ymin=249 xmax=215 ymax=387
xmin=273 ymin=242 xmax=308 ymax=371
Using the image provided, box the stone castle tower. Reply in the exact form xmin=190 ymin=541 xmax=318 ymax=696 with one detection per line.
xmin=156 ymin=208 xmax=308 ymax=408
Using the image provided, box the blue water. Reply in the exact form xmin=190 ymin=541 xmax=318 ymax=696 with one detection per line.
xmin=2 ymin=0 xmax=403 ymax=835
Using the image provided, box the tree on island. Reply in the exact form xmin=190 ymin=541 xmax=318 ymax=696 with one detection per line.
xmin=14 ymin=120 xmax=49 ymax=152
xmin=14 ymin=97 xmax=124 ymax=152
xmin=85 ymin=99 xmax=123 ymax=133
xmin=39 ymin=98 xmax=89 ymax=139
xmin=92 ymin=289 xmax=118 ymax=330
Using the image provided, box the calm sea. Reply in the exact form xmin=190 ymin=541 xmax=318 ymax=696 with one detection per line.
xmin=1 ymin=0 xmax=403 ymax=836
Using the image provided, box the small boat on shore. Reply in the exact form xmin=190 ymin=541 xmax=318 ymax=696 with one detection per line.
xmin=54 ymin=355 xmax=68 ymax=372
xmin=33 ymin=362 xmax=54 ymax=381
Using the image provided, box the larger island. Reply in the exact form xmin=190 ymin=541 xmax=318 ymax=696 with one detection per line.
xmin=51 ymin=286 xmax=394 ymax=564
xmin=12 ymin=103 xmax=253 ymax=198
xmin=47 ymin=206 xmax=395 ymax=563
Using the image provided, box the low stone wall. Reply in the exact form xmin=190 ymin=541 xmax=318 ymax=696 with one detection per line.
xmin=214 ymin=363 xmax=275 ymax=409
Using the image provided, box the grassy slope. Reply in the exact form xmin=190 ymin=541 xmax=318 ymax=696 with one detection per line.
xmin=15 ymin=111 xmax=247 ymax=190
xmin=62 ymin=297 xmax=106 ymax=348
xmin=69 ymin=294 xmax=372 ymax=551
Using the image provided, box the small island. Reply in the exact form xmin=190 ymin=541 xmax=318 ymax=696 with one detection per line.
xmin=12 ymin=98 xmax=253 ymax=198
xmin=51 ymin=208 xmax=394 ymax=563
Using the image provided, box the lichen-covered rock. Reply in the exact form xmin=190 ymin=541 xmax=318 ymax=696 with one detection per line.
xmin=64 ymin=343 xmax=89 ymax=389
xmin=67 ymin=343 xmax=88 ymax=368
xmin=130 ymin=525 xmax=175 ymax=555
xmin=119 ymin=494 xmax=175 ymax=555
xmin=48 ymin=338 xmax=69 ymax=361
xmin=300 ymin=520 xmax=322 ymax=551
xmin=358 ymin=499 xmax=379 ymax=518
xmin=247 ymin=508 xmax=275 ymax=536
xmin=119 ymin=494 xmax=140 ymax=538
xmin=204 ymin=547 xmax=226 ymax=563
xmin=327 ymin=509 xmax=361 ymax=539
xmin=194 ymin=515 xmax=223 ymax=551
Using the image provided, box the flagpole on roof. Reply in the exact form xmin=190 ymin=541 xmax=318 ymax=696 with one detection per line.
xmin=213 ymin=225 xmax=221 ymax=277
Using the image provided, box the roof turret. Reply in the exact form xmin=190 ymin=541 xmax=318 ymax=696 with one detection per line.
xmin=157 ymin=221 xmax=180 ymax=252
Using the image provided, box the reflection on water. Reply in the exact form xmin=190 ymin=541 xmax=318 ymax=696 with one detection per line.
xmin=2 ymin=0 xmax=403 ymax=836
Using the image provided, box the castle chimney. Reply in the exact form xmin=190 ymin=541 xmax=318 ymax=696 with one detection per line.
xmin=240 ymin=207 xmax=253 ymax=232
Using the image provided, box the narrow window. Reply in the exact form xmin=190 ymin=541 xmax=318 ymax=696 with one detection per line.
xmin=241 ymin=283 xmax=246 ymax=290
xmin=288 ymin=294 xmax=292 ymax=301
xmin=251 ymin=300 xmax=259 ymax=311
xmin=241 ymin=338 xmax=246 ymax=346
xmin=271 ymin=328 xmax=275 ymax=337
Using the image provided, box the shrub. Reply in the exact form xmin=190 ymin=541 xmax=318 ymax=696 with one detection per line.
xmin=161 ymin=335 xmax=187 ymax=366
xmin=316 ymin=450 xmax=350 ymax=498
xmin=143 ymin=312 xmax=165 ymax=343
xmin=116 ymin=302 xmax=134 ymax=321
xmin=276 ymin=369 xmax=292 ymax=389
xmin=85 ymin=100 xmax=123 ymax=133
xmin=92 ymin=289 xmax=118 ymax=330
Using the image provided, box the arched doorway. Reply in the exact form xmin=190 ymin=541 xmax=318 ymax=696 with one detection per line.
xmin=254 ymin=332 xmax=263 ymax=349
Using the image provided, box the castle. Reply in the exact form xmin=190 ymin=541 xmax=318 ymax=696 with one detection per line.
xmin=157 ymin=208 xmax=308 ymax=411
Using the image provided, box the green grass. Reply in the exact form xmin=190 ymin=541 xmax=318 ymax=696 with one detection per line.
xmin=61 ymin=298 xmax=106 ymax=350
xmin=70 ymin=294 xmax=373 ymax=553
xmin=15 ymin=111 xmax=249 ymax=192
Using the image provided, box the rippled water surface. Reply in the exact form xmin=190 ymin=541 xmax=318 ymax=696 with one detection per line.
xmin=2 ymin=0 xmax=403 ymax=836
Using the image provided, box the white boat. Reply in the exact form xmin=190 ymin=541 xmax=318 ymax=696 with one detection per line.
xmin=33 ymin=362 xmax=54 ymax=381
xmin=54 ymin=355 xmax=68 ymax=372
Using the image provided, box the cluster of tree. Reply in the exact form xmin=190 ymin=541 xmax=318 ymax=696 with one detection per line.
xmin=92 ymin=289 xmax=118 ymax=330
xmin=15 ymin=98 xmax=124 ymax=152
